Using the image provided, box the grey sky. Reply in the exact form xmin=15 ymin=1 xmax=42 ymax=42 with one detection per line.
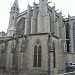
xmin=0 ymin=0 xmax=74 ymax=32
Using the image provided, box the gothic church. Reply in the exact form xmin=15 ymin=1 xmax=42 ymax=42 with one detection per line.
xmin=0 ymin=0 xmax=75 ymax=75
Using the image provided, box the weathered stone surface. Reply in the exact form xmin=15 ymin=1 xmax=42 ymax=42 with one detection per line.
xmin=0 ymin=0 xmax=75 ymax=75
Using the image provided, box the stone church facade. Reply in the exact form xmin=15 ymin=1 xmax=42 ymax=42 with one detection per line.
xmin=0 ymin=0 xmax=75 ymax=75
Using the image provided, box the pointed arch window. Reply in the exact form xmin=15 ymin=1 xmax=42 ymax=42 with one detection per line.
xmin=33 ymin=45 xmax=42 ymax=67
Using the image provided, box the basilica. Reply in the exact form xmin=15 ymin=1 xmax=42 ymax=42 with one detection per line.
xmin=0 ymin=0 xmax=75 ymax=75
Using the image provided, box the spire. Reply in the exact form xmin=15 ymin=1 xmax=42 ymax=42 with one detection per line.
xmin=68 ymin=12 xmax=70 ymax=17
xmin=68 ymin=12 xmax=71 ymax=21
xmin=11 ymin=0 xmax=19 ymax=12
xmin=13 ymin=0 xmax=19 ymax=8
xmin=27 ymin=2 xmax=31 ymax=10
xmin=7 ymin=0 xmax=19 ymax=36
xmin=28 ymin=2 xmax=29 ymax=6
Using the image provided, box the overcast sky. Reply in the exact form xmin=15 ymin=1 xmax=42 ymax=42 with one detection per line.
xmin=0 ymin=0 xmax=75 ymax=32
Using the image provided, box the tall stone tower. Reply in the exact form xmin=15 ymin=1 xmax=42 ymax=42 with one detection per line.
xmin=7 ymin=0 xmax=19 ymax=36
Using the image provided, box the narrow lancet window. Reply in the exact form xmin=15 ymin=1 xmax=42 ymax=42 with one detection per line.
xmin=33 ymin=45 xmax=37 ymax=67
xmin=38 ymin=45 xmax=41 ymax=67
xmin=33 ymin=45 xmax=42 ymax=67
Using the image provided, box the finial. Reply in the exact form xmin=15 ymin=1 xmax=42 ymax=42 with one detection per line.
xmin=28 ymin=2 xmax=30 ymax=7
xmin=68 ymin=12 xmax=70 ymax=16
xmin=34 ymin=0 xmax=35 ymax=2
xmin=54 ymin=3 xmax=55 ymax=7
xmin=68 ymin=12 xmax=70 ymax=18
xmin=68 ymin=12 xmax=71 ymax=20
xmin=28 ymin=2 xmax=29 ymax=5
xmin=60 ymin=10 xmax=62 ymax=15
xmin=33 ymin=0 xmax=35 ymax=4
xmin=27 ymin=1 xmax=32 ymax=9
